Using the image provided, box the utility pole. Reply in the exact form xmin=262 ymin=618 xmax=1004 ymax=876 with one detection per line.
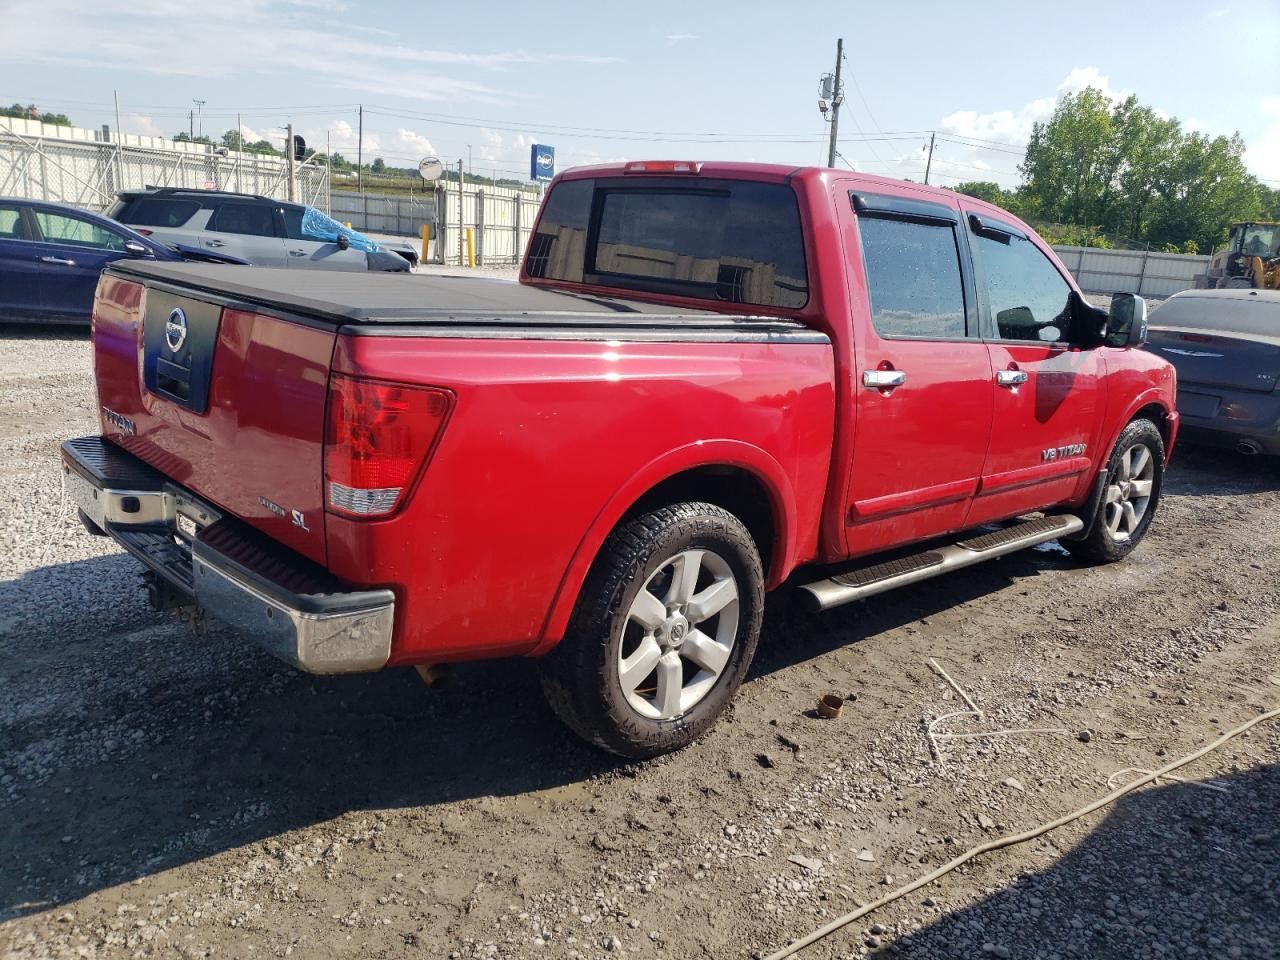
xmin=923 ymin=131 xmax=937 ymax=186
xmin=193 ymin=100 xmax=206 ymax=139
xmin=356 ymin=105 xmax=363 ymax=194
xmin=286 ymin=123 xmax=297 ymax=202
xmin=357 ymin=104 xmax=365 ymax=227
xmin=112 ymin=90 xmax=123 ymax=195
xmin=188 ymin=109 xmax=194 ymax=140
xmin=457 ymin=158 xmax=465 ymax=266
xmin=326 ymin=130 xmax=332 ymax=215
xmin=826 ymin=38 xmax=844 ymax=169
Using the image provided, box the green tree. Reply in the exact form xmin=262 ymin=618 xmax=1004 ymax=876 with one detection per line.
xmin=1257 ymin=184 xmax=1280 ymax=222
xmin=1106 ymin=96 xmax=1181 ymax=240
xmin=1020 ymin=87 xmax=1116 ymax=226
xmin=1147 ymin=133 xmax=1259 ymax=253
xmin=1 ymin=102 xmax=71 ymax=125
xmin=370 ymin=157 xmax=386 ymax=174
xmin=950 ymin=180 xmax=1012 ymax=206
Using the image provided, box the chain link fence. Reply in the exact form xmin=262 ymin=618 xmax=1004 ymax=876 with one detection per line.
xmin=0 ymin=119 xmax=328 ymax=212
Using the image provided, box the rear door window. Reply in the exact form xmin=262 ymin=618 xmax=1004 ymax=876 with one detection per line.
xmin=0 ymin=204 xmax=30 ymax=241
xmin=858 ymin=217 xmax=968 ymax=339
xmin=528 ymin=177 xmax=808 ymax=309
xmin=207 ymin=201 xmax=278 ymax=238
xmin=117 ymin=197 xmax=201 ymax=228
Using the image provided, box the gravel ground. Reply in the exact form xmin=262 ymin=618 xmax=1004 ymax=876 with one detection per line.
xmin=1 ymin=321 xmax=1277 ymax=960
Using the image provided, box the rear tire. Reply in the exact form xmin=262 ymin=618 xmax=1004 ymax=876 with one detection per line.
xmin=1065 ymin=418 xmax=1164 ymax=564
xmin=538 ymin=502 xmax=764 ymax=759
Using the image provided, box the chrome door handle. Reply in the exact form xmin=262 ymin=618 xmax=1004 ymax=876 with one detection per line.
xmin=996 ymin=369 xmax=1029 ymax=387
xmin=289 ymin=249 xmax=307 ymax=257
xmin=40 ymin=255 xmax=76 ymax=265
xmin=205 ymin=239 xmax=224 ymax=248
xmin=863 ymin=369 xmax=906 ymax=389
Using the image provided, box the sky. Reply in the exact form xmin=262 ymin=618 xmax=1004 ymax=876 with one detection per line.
xmin=2 ymin=0 xmax=1278 ymax=190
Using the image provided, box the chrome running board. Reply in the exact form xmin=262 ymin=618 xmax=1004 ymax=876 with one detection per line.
xmin=800 ymin=514 xmax=1084 ymax=612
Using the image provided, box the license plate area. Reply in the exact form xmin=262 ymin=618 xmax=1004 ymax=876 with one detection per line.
xmin=1178 ymin=391 xmax=1221 ymax=419
xmin=171 ymin=487 xmax=222 ymax=551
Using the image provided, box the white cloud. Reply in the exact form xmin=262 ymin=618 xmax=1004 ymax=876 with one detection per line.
xmin=939 ymin=66 xmax=1131 ymax=158
xmin=1 ymin=0 xmax=617 ymax=106
xmin=121 ymin=113 xmax=162 ymax=137
xmin=666 ymin=33 xmax=698 ymax=45
xmin=1055 ymin=66 xmax=1129 ymax=103
xmin=299 ymin=119 xmax=378 ymax=157
xmin=394 ymin=128 xmax=437 ymax=158
xmin=1245 ymin=96 xmax=1280 ymax=183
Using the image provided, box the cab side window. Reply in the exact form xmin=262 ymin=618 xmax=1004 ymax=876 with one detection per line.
xmin=974 ymin=231 xmax=1072 ymax=343
xmin=858 ymin=216 xmax=967 ymax=339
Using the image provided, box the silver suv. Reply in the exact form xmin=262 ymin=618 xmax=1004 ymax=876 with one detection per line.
xmin=109 ymin=189 xmax=409 ymax=272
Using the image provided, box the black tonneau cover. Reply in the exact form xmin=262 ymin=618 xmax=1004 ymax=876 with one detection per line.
xmin=106 ymin=261 xmax=809 ymax=333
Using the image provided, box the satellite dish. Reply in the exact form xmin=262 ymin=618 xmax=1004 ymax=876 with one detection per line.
xmin=418 ymin=157 xmax=444 ymax=182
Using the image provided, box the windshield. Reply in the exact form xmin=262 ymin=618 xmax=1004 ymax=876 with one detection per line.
xmin=288 ymin=206 xmax=379 ymax=253
xmin=1239 ymin=225 xmax=1279 ymax=258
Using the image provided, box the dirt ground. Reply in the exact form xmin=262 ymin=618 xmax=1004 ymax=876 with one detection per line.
xmin=1 ymin=323 xmax=1277 ymax=960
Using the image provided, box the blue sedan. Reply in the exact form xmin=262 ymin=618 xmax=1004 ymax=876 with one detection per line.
xmin=0 ymin=197 xmax=246 ymax=324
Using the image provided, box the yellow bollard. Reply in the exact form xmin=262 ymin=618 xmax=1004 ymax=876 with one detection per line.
xmin=420 ymin=223 xmax=432 ymax=265
xmin=343 ymin=221 xmax=352 ymax=229
xmin=464 ymin=227 xmax=475 ymax=268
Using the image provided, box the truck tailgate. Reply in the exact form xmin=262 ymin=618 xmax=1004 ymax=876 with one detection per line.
xmin=93 ymin=272 xmax=334 ymax=564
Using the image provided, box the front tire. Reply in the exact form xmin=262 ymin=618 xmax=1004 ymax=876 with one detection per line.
xmin=1065 ymin=418 xmax=1164 ymax=563
xmin=538 ymin=502 xmax=764 ymax=759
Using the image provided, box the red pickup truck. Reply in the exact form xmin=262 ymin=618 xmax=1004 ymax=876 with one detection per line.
xmin=65 ymin=161 xmax=1176 ymax=758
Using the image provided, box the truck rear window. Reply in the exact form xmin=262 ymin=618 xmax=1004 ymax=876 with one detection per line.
xmin=527 ymin=177 xmax=808 ymax=309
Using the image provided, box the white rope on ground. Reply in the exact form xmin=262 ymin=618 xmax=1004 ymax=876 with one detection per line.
xmin=923 ymin=661 xmax=1066 ymax=766
xmin=760 ymin=705 xmax=1280 ymax=960
xmin=1105 ymin=767 xmax=1231 ymax=794
xmin=35 ymin=469 xmax=67 ymax=567
xmin=934 ymin=727 xmax=1068 ymax=741
xmin=928 ymin=658 xmax=984 ymax=718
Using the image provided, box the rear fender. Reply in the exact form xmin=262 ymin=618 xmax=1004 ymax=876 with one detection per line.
xmin=532 ymin=440 xmax=799 ymax=655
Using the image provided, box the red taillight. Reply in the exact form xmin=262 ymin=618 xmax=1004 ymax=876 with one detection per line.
xmin=623 ymin=161 xmax=703 ymax=175
xmin=323 ymin=373 xmax=453 ymax=518
xmin=1179 ymin=333 xmax=1212 ymax=343
xmin=134 ymin=228 xmax=153 ymax=236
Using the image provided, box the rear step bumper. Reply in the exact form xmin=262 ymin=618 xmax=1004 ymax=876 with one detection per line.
xmin=61 ymin=436 xmax=395 ymax=674
xmin=800 ymin=514 xmax=1085 ymax=611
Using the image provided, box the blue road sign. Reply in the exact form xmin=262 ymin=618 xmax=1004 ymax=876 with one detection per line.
xmin=531 ymin=144 xmax=555 ymax=182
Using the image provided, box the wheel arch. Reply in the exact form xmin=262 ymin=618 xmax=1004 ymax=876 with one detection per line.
xmin=533 ymin=440 xmax=799 ymax=654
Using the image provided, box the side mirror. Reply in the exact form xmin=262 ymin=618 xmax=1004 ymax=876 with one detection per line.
xmin=335 ymin=233 xmax=350 ymax=251
xmin=123 ymin=240 xmax=151 ymax=257
xmin=1105 ymin=293 xmax=1149 ymax=348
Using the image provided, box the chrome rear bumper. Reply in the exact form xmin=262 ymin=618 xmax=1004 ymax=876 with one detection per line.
xmin=61 ymin=436 xmax=394 ymax=674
